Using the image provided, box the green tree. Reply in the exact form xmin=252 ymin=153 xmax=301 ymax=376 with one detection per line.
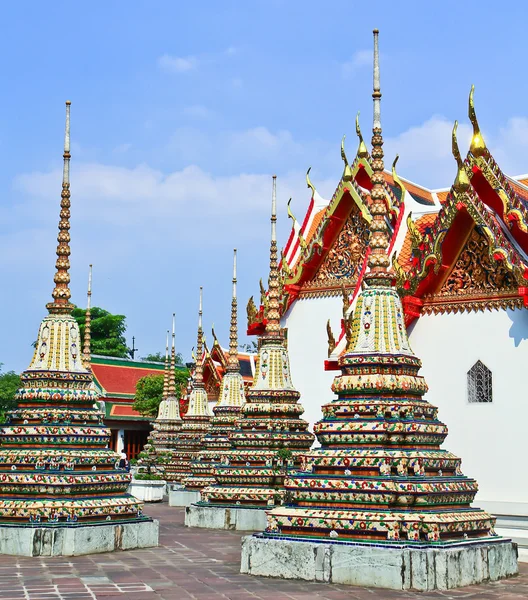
xmin=141 ymin=352 xmax=184 ymax=365
xmin=0 ymin=364 xmax=21 ymax=422
xmin=132 ymin=368 xmax=190 ymax=417
xmin=72 ymin=307 xmax=130 ymax=358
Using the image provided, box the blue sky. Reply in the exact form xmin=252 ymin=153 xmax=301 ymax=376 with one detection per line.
xmin=2 ymin=1 xmax=528 ymax=372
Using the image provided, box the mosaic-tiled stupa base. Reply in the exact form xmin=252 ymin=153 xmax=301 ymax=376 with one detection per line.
xmin=241 ymin=534 xmax=518 ymax=590
xmin=0 ymin=101 xmax=159 ymax=555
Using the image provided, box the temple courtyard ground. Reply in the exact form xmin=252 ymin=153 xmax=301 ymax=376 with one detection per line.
xmin=0 ymin=503 xmax=526 ymax=600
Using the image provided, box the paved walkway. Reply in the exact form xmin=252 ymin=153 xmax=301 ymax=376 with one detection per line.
xmin=0 ymin=502 xmax=526 ymax=599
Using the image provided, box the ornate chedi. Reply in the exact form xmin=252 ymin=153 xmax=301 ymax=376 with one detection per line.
xmin=242 ymin=32 xmax=516 ymax=590
xmin=0 ymin=103 xmax=149 ymax=532
xmin=182 ymin=251 xmax=246 ymax=490
xmin=140 ymin=319 xmax=183 ymax=478
xmin=169 ymin=289 xmax=211 ymax=484
xmin=263 ymin=30 xmax=496 ymax=545
xmin=199 ymin=177 xmax=314 ymax=509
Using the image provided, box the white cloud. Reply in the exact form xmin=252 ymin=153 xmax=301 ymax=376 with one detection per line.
xmin=183 ymin=105 xmax=212 ymax=119
xmin=342 ymin=49 xmax=373 ymax=78
xmin=158 ymin=54 xmax=198 ymax=73
xmin=113 ymin=143 xmax=132 ymax=154
xmin=382 ymin=116 xmax=472 ymax=188
xmin=225 ymin=46 xmax=237 ymax=56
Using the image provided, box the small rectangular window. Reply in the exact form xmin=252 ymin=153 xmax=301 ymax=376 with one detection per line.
xmin=467 ymin=360 xmax=492 ymax=403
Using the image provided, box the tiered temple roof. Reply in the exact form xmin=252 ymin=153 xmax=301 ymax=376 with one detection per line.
xmin=0 ymin=103 xmax=146 ymax=526
xmin=182 ymin=250 xmax=247 ymax=490
xmin=200 ymin=177 xmax=314 ymax=509
xmin=167 ymin=289 xmax=211 ymax=484
xmin=262 ymin=31 xmax=496 ymax=544
xmin=247 ymin=86 xmax=528 ymax=369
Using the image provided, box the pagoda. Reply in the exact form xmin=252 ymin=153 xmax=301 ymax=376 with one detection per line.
xmin=241 ymin=31 xmax=517 ymax=590
xmin=181 ymin=250 xmax=247 ymax=492
xmin=167 ymin=289 xmax=211 ymax=493
xmin=138 ymin=318 xmax=183 ymax=479
xmin=186 ymin=177 xmax=314 ymax=531
xmin=0 ymin=102 xmax=158 ymax=556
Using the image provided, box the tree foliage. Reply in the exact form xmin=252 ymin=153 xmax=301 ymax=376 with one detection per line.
xmin=132 ymin=368 xmax=190 ymax=417
xmin=141 ymin=352 xmax=184 ymax=365
xmin=0 ymin=364 xmax=20 ymax=421
xmin=72 ymin=306 xmax=130 ymax=358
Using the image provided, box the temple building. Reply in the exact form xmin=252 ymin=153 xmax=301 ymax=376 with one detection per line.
xmin=0 ymin=101 xmax=158 ymax=555
xmin=180 ymin=250 xmax=247 ymax=496
xmin=241 ymin=32 xmax=517 ymax=590
xmin=247 ymin=45 xmax=528 ymax=543
xmin=186 ymin=177 xmax=314 ymax=531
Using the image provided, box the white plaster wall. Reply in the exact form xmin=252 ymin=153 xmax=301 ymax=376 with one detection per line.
xmin=282 ymin=296 xmax=342 ymax=434
xmin=408 ymin=308 xmax=528 ymax=506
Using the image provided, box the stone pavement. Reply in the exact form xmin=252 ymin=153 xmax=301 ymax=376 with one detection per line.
xmin=0 ymin=502 xmax=525 ymax=600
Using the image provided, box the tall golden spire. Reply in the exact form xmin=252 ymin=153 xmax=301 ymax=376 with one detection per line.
xmin=47 ymin=101 xmax=73 ymax=314
xmin=227 ymin=249 xmax=240 ymax=371
xmin=265 ymin=176 xmax=281 ymax=337
xmin=366 ymin=29 xmax=391 ymax=282
xmin=162 ymin=329 xmax=170 ymax=398
xmin=168 ymin=314 xmax=177 ymax=397
xmin=194 ymin=288 xmax=205 ymax=387
xmin=82 ymin=264 xmax=92 ymax=367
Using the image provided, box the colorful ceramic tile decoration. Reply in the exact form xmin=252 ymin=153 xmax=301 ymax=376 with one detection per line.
xmin=182 ymin=250 xmax=246 ymax=491
xmin=0 ymin=102 xmax=146 ymax=526
xmin=139 ymin=318 xmax=183 ymax=479
xmin=162 ymin=289 xmax=212 ymax=484
xmin=198 ymin=177 xmax=314 ymax=509
xmin=261 ymin=33 xmax=496 ymax=544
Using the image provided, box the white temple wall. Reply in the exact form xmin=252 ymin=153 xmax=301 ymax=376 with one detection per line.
xmin=408 ymin=308 xmax=528 ymax=509
xmin=282 ymin=296 xmax=342 ymax=433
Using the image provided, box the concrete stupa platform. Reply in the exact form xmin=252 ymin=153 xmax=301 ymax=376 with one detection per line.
xmin=185 ymin=504 xmax=267 ymax=531
xmin=0 ymin=519 xmax=159 ymax=557
xmin=241 ymin=534 xmax=518 ymax=591
xmin=169 ymin=486 xmax=201 ymax=507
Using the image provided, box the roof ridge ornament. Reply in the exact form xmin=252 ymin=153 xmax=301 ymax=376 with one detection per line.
xmin=391 ymin=155 xmax=406 ymax=206
xmin=341 ymin=135 xmax=353 ymax=181
xmin=306 ymin=167 xmax=316 ymax=195
xmin=452 ymin=120 xmax=470 ymax=192
xmin=355 ymin=112 xmax=369 ymax=159
xmin=469 ymin=85 xmax=487 ymax=158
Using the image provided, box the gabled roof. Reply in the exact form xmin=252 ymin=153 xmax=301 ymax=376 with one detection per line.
xmin=91 ymin=355 xmax=165 ymax=399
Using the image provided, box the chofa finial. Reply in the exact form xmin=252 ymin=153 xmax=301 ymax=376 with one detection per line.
xmin=355 ymin=112 xmax=369 ymax=159
xmin=452 ymin=120 xmax=470 ymax=192
xmin=468 ymin=85 xmax=486 ymax=158
xmin=306 ymin=167 xmax=315 ymax=195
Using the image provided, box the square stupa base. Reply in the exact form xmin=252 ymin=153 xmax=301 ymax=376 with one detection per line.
xmin=169 ymin=486 xmax=201 ymax=507
xmin=0 ymin=519 xmax=159 ymax=557
xmin=185 ymin=504 xmax=267 ymax=531
xmin=241 ymin=535 xmax=518 ymax=591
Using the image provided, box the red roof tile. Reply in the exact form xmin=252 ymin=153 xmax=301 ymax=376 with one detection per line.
xmin=92 ymin=363 xmax=163 ymax=396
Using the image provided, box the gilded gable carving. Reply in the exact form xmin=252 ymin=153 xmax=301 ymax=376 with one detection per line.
xmin=299 ymin=204 xmax=369 ymax=298
xmin=422 ymin=227 xmax=522 ymax=314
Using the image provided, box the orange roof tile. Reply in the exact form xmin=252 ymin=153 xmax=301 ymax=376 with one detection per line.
xmin=436 ymin=191 xmax=449 ymax=204
xmin=304 ymin=208 xmax=326 ymax=245
xmin=398 ymin=213 xmax=438 ymax=271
